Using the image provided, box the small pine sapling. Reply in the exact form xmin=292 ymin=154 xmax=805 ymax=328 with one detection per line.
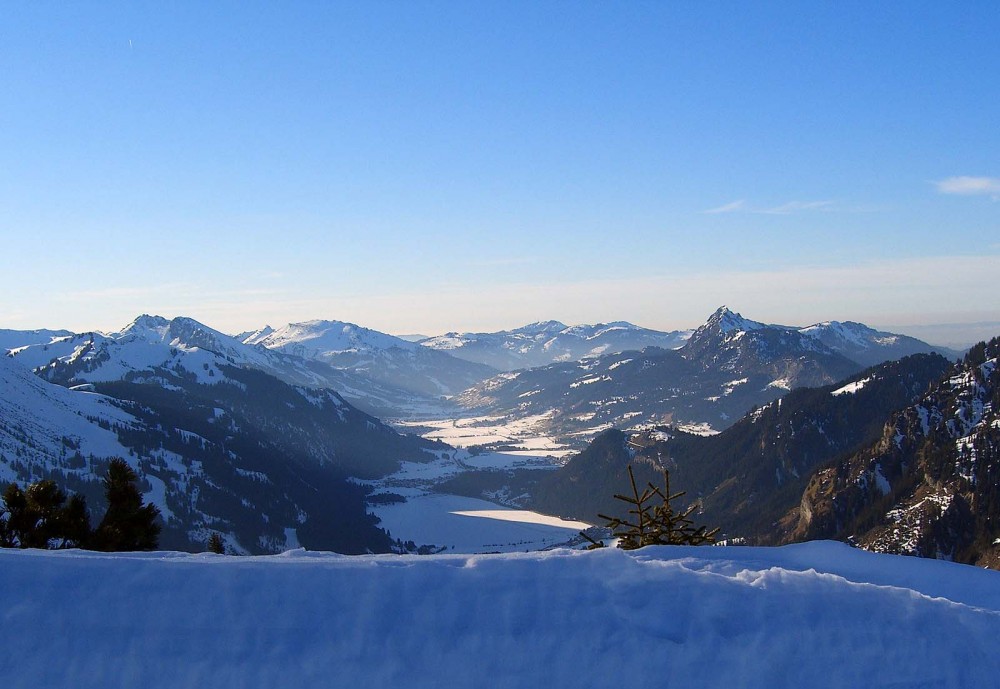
xmin=207 ymin=532 xmax=225 ymax=555
xmin=583 ymin=465 xmax=719 ymax=550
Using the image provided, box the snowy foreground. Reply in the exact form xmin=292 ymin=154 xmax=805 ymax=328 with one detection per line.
xmin=4 ymin=542 xmax=1000 ymax=689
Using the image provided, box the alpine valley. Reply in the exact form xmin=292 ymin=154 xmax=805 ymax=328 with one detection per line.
xmin=4 ymin=306 xmax=996 ymax=570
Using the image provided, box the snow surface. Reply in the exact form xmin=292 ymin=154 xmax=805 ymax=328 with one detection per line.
xmin=3 ymin=541 xmax=998 ymax=689
xmin=0 ymin=327 xmax=71 ymax=353
xmin=362 ymin=438 xmax=576 ymax=551
xmin=832 ymin=375 xmax=873 ymax=396
xmin=396 ymin=412 xmax=574 ymax=456
xmin=372 ymin=493 xmax=589 ymax=552
xmin=245 ymin=319 xmax=416 ymax=356
xmin=0 ymin=355 xmax=139 ymax=484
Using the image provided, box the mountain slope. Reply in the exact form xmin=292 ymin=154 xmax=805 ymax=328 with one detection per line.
xmin=421 ymin=320 xmax=690 ymax=371
xmin=0 ymin=354 xmax=138 ymax=486
xmin=3 ymin=316 xmax=445 ymax=554
xmin=785 ymin=336 xmax=1000 ymax=568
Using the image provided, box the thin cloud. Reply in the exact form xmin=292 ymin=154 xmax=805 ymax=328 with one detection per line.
xmin=757 ymin=200 xmax=835 ymax=215
xmin=703 ymin=200 xmax=746 ymax=214
xmin=703 ymin=199 xmax=838 ymax=215
xmin=935 ymin=176 xmax=1000 ymax=199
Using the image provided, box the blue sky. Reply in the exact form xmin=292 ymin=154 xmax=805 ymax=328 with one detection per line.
xmin=1 ymin=2 xmax=997 ymax=344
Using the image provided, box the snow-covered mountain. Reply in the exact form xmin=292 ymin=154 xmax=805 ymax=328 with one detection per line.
xmin=3 ymin=316 xmax=447 ymax=554
xmin=9 ymin=316 xmax=454 ymax=419
xmin=786 ymin=336 xmax=1000 ymax=568
xmin=798 ymin=319 xmax=957 ymax=367
xmin=4 ymin=543 xmax=1000 ymax=688
xmin=242 ymin=319 xmax=497 ymax=399
xmin=0 ymin=328 xmax=72 ymax=354
xmin=680 ymin=306 xmax=855 ymax=372
xmin=421 ymin=320 xmax=691 ymax=371
xmin=457 ymin=307 xmax=863 ymax=443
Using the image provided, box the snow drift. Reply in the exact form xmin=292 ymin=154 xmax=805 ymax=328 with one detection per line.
xmin=3 ymin=541 xmax=999 ymax=688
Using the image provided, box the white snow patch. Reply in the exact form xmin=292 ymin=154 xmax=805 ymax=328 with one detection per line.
xmin=569 ymin=375 xmax=611 ymax=388
xmin=832 ymin=376 xmax=873 ymax=396
xmin=675 ymin=422 xmax=719 ymax=436
xmin=373 ymin=493 xmax=588 ymax=552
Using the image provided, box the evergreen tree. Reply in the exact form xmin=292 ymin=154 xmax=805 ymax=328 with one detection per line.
xmin=207 ymin=532 xmax=225 ymax=554
xmin=91 ymin=458 xmax=161 ymax=551
xmin=584 ymin=465 xmax=719 ymax=550
xmin=0 ymin=480 xmax=91 ymax=549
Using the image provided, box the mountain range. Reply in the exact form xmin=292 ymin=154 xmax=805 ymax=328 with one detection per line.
xmin=240 ymin=319 xmax=497 ymax=400
xmin=451 ymin=338 xmax=998 ymax=568
xmin=420 ymin=320 xmax=692 ymax=371
xmin=1 ymin=306 xmax=979 ymax=564
xmin=454 ymin=307 xmax=955 ymax=444
xmin=515 ymin=353 xmax=951 ymax=536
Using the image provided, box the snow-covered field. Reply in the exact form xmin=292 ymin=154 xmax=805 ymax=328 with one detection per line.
xmin=367 ymin=413 xmax=586 ymax=551
xmin=365 ymin=447 xmax=588 ymax=552
xmin=395 ymin=412 xmax=575 ymax=457
xmin=3 ymin=541 xmax=999 ymax=688
xmin=373 ymin=492 xmax=590 ymax=552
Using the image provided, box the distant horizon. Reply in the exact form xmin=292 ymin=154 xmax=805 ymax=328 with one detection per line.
xmin=2 ymin=4 xmax=997 ymax=348
xmin=3 ymin=304 xmax=995 ymax=352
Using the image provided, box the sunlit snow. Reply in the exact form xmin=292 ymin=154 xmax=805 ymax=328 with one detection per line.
xmin=832 ymin=376 xmax=873 ymax=396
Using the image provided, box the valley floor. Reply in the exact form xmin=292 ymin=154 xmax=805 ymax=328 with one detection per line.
xmin=371 ymin=413 xmax=587 ymax=552
xmin=4 ymin=541 xmax=999 ymax=688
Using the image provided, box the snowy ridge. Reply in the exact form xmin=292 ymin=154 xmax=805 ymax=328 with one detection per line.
xmin=421 ymin=320 xmax=690 ymax=371
xmin=8 ymin=315 xmax=458 ymax=418
xmin=242 ymin=318 xmax=496 ymax=399
xmin=0 ymin=327 xmax=72 ymax=354
xmin=244 ymin=319 xmax=417 ymax=356
xmin=2 ymin=542 xmax=999 ymax=689
xmin=797 ymin=319 xmax=949 ymax=367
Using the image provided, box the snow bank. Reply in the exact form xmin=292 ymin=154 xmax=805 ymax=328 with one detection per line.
xmin=3 ymin=541 xmax=999 ymax=688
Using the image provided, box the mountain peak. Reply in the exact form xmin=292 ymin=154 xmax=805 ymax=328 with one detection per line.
xmin=239 ymin=325 xmax=275 ymax=345
xmin=253 ymin=319 xmax=416 ymax=355
xmin=118 ymin=314 xmax=171 ymax=340
xmin=518 ymin=320 xmax=569 ymax=335
xmin=703 ymin=307 xmax=764 ymax=335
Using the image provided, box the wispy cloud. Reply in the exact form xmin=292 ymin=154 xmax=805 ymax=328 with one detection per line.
xmin=757 ymin=200 xmax=835 ymax=215
xmin=702 ymin=199 xmax=836 ymax=215
xmin=703 ymin=200 xmax=746 ymax=214
xmin=935 ymin=176 xmax=1000 ymax=199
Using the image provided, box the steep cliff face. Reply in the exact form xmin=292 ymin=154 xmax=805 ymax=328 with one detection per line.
xmin=786 ymin=338 xmax=1000 ymax=568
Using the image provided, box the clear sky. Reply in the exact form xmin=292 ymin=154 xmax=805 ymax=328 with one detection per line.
xmin=1 ymin=2 xmax=998 ymax=345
